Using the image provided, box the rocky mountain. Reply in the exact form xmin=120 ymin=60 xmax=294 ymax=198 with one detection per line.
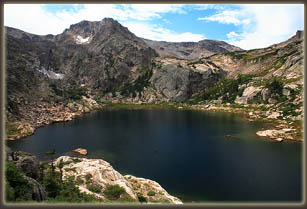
xmin=143 ymin=38 xmax=241 ymax=59
xmin=5 ymin=18 xmax=304 ymax=141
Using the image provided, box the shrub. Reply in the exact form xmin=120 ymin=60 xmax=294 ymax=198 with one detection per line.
xmin=72 ymin=158 xmax=82 ymax=163
xmin=103 ymin=185 xmax=126 ymax=200
xmin=147 ymin=191 xmax=156 ymax=196
xmin=49 ymin=83 xmax=63 ymax=96
xmin=64 ymin=167 xmax=77 ymax=172
xmin=5 ymin=180 xmax=15 ymax=201
xmin=76 ymin=177 xmax=84 ymax=185
xmin=42 ymin=167 xmax=61 ymax=198
xmin=5 ymin=161 xmax=31 ymax=201
xmin=51 ymin=177 xmax=99 ymax=203
xmin=86 ymin=183 xmax=102 ymax=194
xmin=66 ymin=88 xmax=87 ymax=100
xmin=54 ymin=179 xmax=82 ymax=202
xmin=85 ymin=173 xmax=92 ymax=182
xmin=265 ymin=77 xmax=283 ymax=95
xmin=137 ymin=193 xmax=147 ymax=203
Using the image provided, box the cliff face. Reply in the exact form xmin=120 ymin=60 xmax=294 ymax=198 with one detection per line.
xmin=5 ymin=18 xmax=158 ymax=124
xmin=5 ymin=18 xmax=233 ymax=125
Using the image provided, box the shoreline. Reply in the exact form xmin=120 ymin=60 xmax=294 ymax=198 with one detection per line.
xmin=6 ymin=101 xmax=303 ymax=143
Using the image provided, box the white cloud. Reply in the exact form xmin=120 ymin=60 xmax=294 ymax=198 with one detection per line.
xmin=200 ymin=4 xmax=304 ymax=50
xmin=226 ymin=31 xmax=240 ymax=39
xmin=121 ymin=22 xmax=205 ymax=42
xmin=198 ymin=10 xmax=250 ymax=26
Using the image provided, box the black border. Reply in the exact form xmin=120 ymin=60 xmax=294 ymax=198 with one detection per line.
xmin=0 ymin=1 xmax=306 ymax=209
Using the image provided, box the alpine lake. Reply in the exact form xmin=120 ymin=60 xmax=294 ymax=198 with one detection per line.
xmin=7 ymin=107 xmax=302 ymax=203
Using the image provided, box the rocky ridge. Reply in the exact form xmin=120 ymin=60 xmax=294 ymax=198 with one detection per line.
xmin=5 ymin=19 xmax=304 ymax=143
xmin=143 ymin=38 xmax=241 ymax=59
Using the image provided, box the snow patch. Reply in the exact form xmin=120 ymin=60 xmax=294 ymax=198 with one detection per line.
xmin=38 ymin=67 xmax=64 ymax=79
xmin=75 ymin=35 xmax=90 ymax=44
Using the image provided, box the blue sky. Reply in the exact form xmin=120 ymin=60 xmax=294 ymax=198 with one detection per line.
xmin=4 ymin=4 xmax=304 ymax=49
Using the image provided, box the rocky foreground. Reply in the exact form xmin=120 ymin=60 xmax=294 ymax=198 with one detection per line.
xmin=5 ymin=150 xmax=182 ymax=204
xmin=54 ymin=156 xmax=182 ymax=204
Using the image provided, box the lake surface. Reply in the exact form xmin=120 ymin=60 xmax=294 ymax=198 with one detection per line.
xmin=7 ymin=109 xmax=302 ymax=202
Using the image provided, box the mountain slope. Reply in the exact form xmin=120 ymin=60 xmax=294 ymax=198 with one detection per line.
xmin=5 ymin=18 xmax=304 ymax=141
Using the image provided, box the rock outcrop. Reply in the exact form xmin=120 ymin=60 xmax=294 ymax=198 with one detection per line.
xmin=53 ymin=156 xmax=182 ymax=204
xmin=6 ymin=151 xmax=48 ymax=202
xmin=24 ymin=176 xmax=48 ymax=201
xmin=72 ymin=148 xmax=88 ymax=156
xmin=14 ymin=153 xmax=40 ymax=179
xmin=256 ymin=128 xmax=297 ymax=142
xmin=235 ymin=86 xmax=262 ymax=104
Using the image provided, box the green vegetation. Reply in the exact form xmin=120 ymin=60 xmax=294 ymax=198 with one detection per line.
xmin=280 ymin=85 xmax=303 ymax=117
xmin=227 ymin=49 xmax=280 ymax=63
xmin=5 ymin=162 xmax=31 ymax=201
xmin=86 ymin=183 xmax=102 ymax=194
xmin=49 ymin=83 xmax=87 ymax=100
xmin=76 ymin=177 xmax=84 ymax=185
xmin=45 ymin=148 xmax=56 ymax=156
xmin=137 ymin=194 xmax=147 ymax=203
xmin=147 ymin=191 xmax=156 ymax=196
xmin=6 ymin=158 xmax=100 ymax=203
xmin=64 ymin=167 xmax=77 ymax=172
xmin=6 ymin=122 xmax=21 ymax=136
xmin=120 ymin=68 xmax=153 ymax=97
xmin=85 ymin=173 xmax=92 ymax=182
xmin=103 ymin=185 xmax=126 ymax=200
xmin=265 ymin=77 xmax=283 ymax=95
xmin=188 ymin=74 xmax=254 ymax=104
xmin=227 ymin=51 xmax=249 ymax=61
xmin=187 ymin=59 xmax=204 ymax=65
xmin=72 ymin=158 xmax=82 ymax=163
xmin=66 ymin=88 xmax=87 ymax=100
xmin=49 ymin=84 xmax=63 ymax=96
xmin=40 ymin=162 xmax=99 ymax=202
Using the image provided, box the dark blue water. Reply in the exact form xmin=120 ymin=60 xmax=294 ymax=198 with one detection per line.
xmin=7 ymin=109 xmax=302 ymax=202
